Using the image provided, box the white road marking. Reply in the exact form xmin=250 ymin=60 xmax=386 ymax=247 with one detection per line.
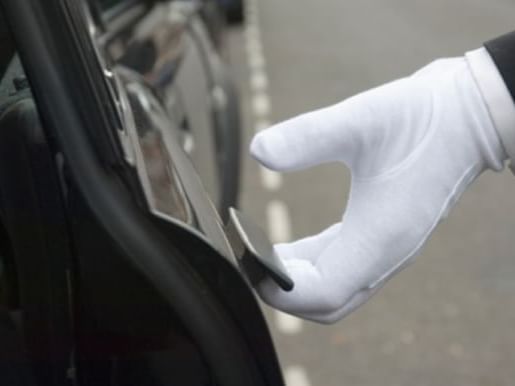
xmin=267 ymin=200 xmax=292 ymax=243
xmin=245 ymin=0 xmax=257 ymax=17
xmin=246 ymin=31 xmax=262 ymax=49
xmin=260 ymin=167 xmax=282 ymax=191
xmin=248 ymin=50 xmax=266 ymax=71
xmin=245 ymin=26 xmax=261 ymax=48
xmin=284 ymin=366 xmax=311 ymax=386
xmin=250 ymin=70 xmax=269 ymax=93
xmin=246 ymin=39 xmax=263 ymax=60
xmin=275 ymin=311 xmax=303 ymax=335
xmin=246 ymin=5 xmax=308 ymax=381
xmin=247 ymin=22 xmax=258 ymax=33
xmin=252 ymin=92 xmax=271 ymax=118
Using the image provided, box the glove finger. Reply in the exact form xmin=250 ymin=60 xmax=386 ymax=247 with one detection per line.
xmin=258 ymin=234 xmax=364 ymax=320
xmin=299 ymin=286 xmax=378 ymax=324
xmin=300 ymin=257 xmax=413 ymax=323
xmin=250 ymin=98 xmax=369 ymax=171
xmin=275 ymin=222 xmax=341 ymax=264
xmin=258 ymin=206 xmax=418 ymax=324
xmin=306 ymin=253 xmax=416 ymax=323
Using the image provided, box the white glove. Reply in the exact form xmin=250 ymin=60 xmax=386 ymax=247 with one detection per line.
xmin=250 ymin=57 xmax=507 ymax=324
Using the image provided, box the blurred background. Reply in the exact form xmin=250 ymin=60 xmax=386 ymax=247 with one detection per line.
xmin=226 ymin=1 xmax=515 ymax=385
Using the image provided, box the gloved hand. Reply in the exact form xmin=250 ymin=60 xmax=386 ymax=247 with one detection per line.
xmin=250 ymin=57 xmax=507 ymax=324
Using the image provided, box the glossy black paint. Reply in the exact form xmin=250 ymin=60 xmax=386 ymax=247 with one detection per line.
xmin=0 ymin=0 xmax=284 ymax=385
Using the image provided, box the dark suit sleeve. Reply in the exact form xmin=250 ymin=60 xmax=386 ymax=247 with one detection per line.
xmin=485 ymin=31 xmax=515 ymax=103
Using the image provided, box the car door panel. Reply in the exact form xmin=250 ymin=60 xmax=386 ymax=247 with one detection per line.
xmin=0 ymin=0 xmax=285 ymax=385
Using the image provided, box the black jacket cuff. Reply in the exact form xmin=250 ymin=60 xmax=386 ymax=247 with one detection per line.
xmin=485 ymin=31 xmax=515 ymax=104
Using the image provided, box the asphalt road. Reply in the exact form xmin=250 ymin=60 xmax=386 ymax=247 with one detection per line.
xmin=227 ymin=1 xmax=515 ymax=385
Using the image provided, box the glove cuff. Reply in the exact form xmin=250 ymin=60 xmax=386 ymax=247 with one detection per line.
xmin=466 ymin=47 xmax=515 ymax=172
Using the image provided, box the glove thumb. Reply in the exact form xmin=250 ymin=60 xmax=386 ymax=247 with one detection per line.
xmin=250 ymin=100 xmax=367 ymax=171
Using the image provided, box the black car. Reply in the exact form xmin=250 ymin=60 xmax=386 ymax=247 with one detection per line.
xmin=0 ymin=0 xmax=290 ymax=385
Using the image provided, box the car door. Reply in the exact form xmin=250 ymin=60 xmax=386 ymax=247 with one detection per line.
xmin=0 ymin=0 xmax=284 ymax=385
